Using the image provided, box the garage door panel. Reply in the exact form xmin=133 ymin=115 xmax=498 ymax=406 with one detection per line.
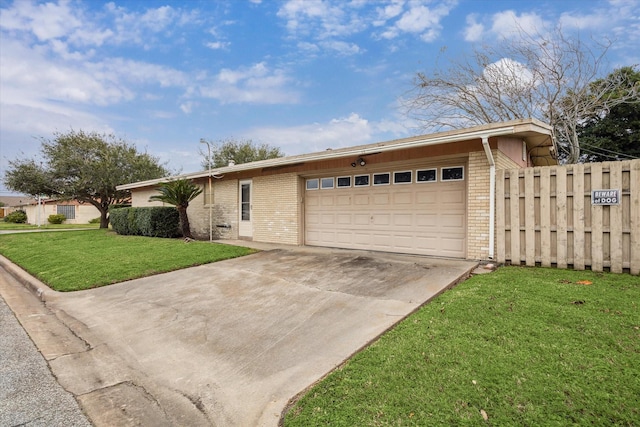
xmin=393 ymin=192 xmax=412 ymax=204
xmin=307 ymin=213 xmax=321 ymax=225
xmin=336 ymin=214 xmax=351 ymax=225
xmin=393 ymin=214 xmax=412 ymax=226
xmin=392 ymin=234 xmax=414 ymax=249
xmin=353 ymin=214 xmax=370 ymax=225
xmin=354 ymin=233 xmax=371 ymax=245
xmin=440 ymin=213 xmax=465 ymax=228
xmin=372 ymin=213 xmax=390 ymax=225
xmin=441 ymin=189 xmax=465 ymax=204
xmin=321 ymin=196 xmax=335 ymax=206
xmin=416 ymin=189 xmax=438 ymax=204
xmin=321 ymin=214 xmax=335 ymax=225
xmin=441 ymin=237 xmax=465 ymax=253
xmin=337 ymin=232 xmax=352 ymax=244
xmin=306 ymin=175 xmax=466 ymax=258
xmin=416 ymin=213 xmax=438 ymax=227
xmin=354 ymin=195 xmax=369 ymax=205
xmin=373 ymin=194 xmax=390 ymax=205
xmin=336 ymin=195 xmax=351 ymax=205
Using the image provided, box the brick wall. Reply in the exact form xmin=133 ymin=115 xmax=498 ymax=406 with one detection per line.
xmin=252 ymin=173 xmax=301 ymax=245
xmin=467 ymin=149 xmax=526 ymax=260
xmin=467 ymin=151 xmax=491 ymax=259
xmin=188 ymin=179 xmax=238 ymax=240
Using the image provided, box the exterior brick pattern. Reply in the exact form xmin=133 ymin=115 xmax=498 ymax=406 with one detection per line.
xmin=189 ymin=179 xmax=238 ymax=240
xmin=467 ymin=149 xmax=527 ymax=260
xmin=252 ymin=173 xmax=301 ymax=245
xmin=467 ymin=151 xmax=491 ymax=259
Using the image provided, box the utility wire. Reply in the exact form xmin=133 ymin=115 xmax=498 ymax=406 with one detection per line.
xmin=579 ymin=140 xmax=639 ymax=159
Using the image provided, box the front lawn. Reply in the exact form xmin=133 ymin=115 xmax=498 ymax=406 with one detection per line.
xmin=284 ymin=267 xmax=640 ymax=426
xmin=0 ymin=222 xmax=100 ymax=230
xmin=0 ymin=229 xmax=255 ymax=291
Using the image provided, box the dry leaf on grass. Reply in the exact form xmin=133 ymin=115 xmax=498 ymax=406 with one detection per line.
xmin=480 ymin=409 xmax=489 ymax=421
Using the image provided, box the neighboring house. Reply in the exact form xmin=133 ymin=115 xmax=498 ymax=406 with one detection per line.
xmin=17 ymin=199 xmax=101 ymax=225
xmin=0 ymin=196 xmax=36 ymax=218
xmin=117 ymin=119 xmax=557 ymax=261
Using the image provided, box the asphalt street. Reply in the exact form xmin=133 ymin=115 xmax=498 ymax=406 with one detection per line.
xmin=0 ymin=293 xmax=91 ymax=427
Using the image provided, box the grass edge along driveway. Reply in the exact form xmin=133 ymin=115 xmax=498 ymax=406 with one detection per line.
xmin=0 ymin=229 xmax=255 ymax=291
xmin=284 ymin=267 xmax=639 ymax=426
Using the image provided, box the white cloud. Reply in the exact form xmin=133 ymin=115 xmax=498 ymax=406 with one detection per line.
xmin=378 ymin=0 xmax=456 ymax=42
xmin=320 ymin=40 xmax=362 ymax=55
xmin=244 ymin=113 xmax=372 ymax=154
xmin=205 ymin=41 xmax=230 ymax=50
xmin=463 ymin=14 xmax=484 ymax=42
xmin=482 ymin=58 xmax=534 ymax=91
xmin=243 ymin=113 xmax=410 ymax=155
xmin=490 ymin=10 xmax=548 ymax=39
xmin=0 ymin=0 xmax=83 ymax=41
xmin=277 ymin=0 xmax=366 ymax=39
xmin=197 ymin=63 xmax=300 ymax=104
xmin=373 ymin=0 xmax=405 ymax=26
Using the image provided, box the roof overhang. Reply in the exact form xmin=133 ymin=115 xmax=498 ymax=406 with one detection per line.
xmin=117 ymin=118 xmax=556 ymax=191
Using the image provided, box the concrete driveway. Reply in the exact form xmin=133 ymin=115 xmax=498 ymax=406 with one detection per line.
xmin=5 ymin=246 xmax=476 ymax=426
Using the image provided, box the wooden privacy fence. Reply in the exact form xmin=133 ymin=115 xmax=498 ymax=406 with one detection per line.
xmin=496 ymin=159 xmax=640 ymax=275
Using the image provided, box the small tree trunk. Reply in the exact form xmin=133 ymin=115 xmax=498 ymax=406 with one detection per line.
xmin=178 ymin=206 xmax=192 ymax=239
xmin=99 ymin=207 xmax=109 ymax=229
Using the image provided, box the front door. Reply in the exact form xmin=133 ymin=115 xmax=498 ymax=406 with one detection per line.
xmin=239 ymin=180 xmax=252 ymax=238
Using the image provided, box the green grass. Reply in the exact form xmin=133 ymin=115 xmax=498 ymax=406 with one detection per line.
xmin=0 ymin=229 xmax=255 ymax=291
xmin=0 ymin=222 xmax=99 ymax=230
xmin=284 ymin=267 xmax=640 ymax=426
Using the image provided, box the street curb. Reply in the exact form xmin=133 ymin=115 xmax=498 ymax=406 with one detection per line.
xmin=0 ymin=255 xmax=57 ymax=302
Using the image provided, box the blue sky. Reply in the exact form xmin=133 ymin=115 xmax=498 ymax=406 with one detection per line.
xmin=1 ymin=0 xmax=639 ymax=195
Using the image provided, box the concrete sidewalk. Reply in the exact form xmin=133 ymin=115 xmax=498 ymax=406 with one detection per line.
xmin=1 ymin=245 xmax=476 ymax=426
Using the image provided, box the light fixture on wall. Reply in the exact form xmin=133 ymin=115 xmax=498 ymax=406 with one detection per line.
xmin=351 ymin=157 xmax=366 ymax=167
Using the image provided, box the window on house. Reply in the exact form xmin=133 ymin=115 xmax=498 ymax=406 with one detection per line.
xmin=442 ymin=166 xmax=464 ymax=181
xmin=393 ymin=171 xmax=412 ymax=184
xmin=337 ymin=176 xmax=351 ymax=188
xmin=57 ymin=205 xmax=75 ymax=219
xmin=373 ymin=173 xmax=390 ymax=185
xmin=306 ymin=178 xmax=319 ymax=190
xmin=416 ymin=169 xmax=437 ymax=182
xmin=354 ymin=174 xmax=370 ymax=186
xmin=321 ymin=177 xmax=334 ymax=189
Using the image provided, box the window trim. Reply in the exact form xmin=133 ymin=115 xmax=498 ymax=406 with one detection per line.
xmin=320 ymin=177 xmax=335 ymax=189
xmin=416 ymin=168 xmax=438 ymax=183
xmin=441 ymin=166 xmax=465 ymax=181
xmin=373 ymin=172 xmax=391 ymax=186
xmin=393 ymin=170 xmax=412 ymax=185
xmin=354 ymin=174 xmax=370 ymax=187
xmin=306 ymin=178 xmax=319 ymax=190
xmin=336 ymin=176 xmax=351 ymax=188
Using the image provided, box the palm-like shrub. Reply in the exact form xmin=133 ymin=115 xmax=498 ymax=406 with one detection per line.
xmin=148 ymin=179 xmax=203 ymax=239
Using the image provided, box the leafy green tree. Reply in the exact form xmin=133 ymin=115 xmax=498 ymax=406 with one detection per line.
xmin=148 ymin=179 xmax=203 ymax=239
xmin=200 ymin=138 xmax=283 ymax=169
xmin=3 ymin=130 xmax=168 ymax=228
xmin=576 ymin=67 xmax=640 ymax=162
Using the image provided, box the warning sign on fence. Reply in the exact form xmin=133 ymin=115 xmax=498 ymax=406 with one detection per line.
xmin=591 ymin=189 xmax=620 ymax=205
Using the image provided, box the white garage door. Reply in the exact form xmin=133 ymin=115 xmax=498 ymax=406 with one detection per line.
xmin=304 ymin=167 xmax=466 ymax=258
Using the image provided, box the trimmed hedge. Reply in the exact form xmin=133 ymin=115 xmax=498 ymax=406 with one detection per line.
xmin=4 ymin=210 xmax=27 ymax=223
xmin=110 ymin=207 xmax=181 ymax=238
xmin=48 ymin=214 xmax=66 ymax=224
